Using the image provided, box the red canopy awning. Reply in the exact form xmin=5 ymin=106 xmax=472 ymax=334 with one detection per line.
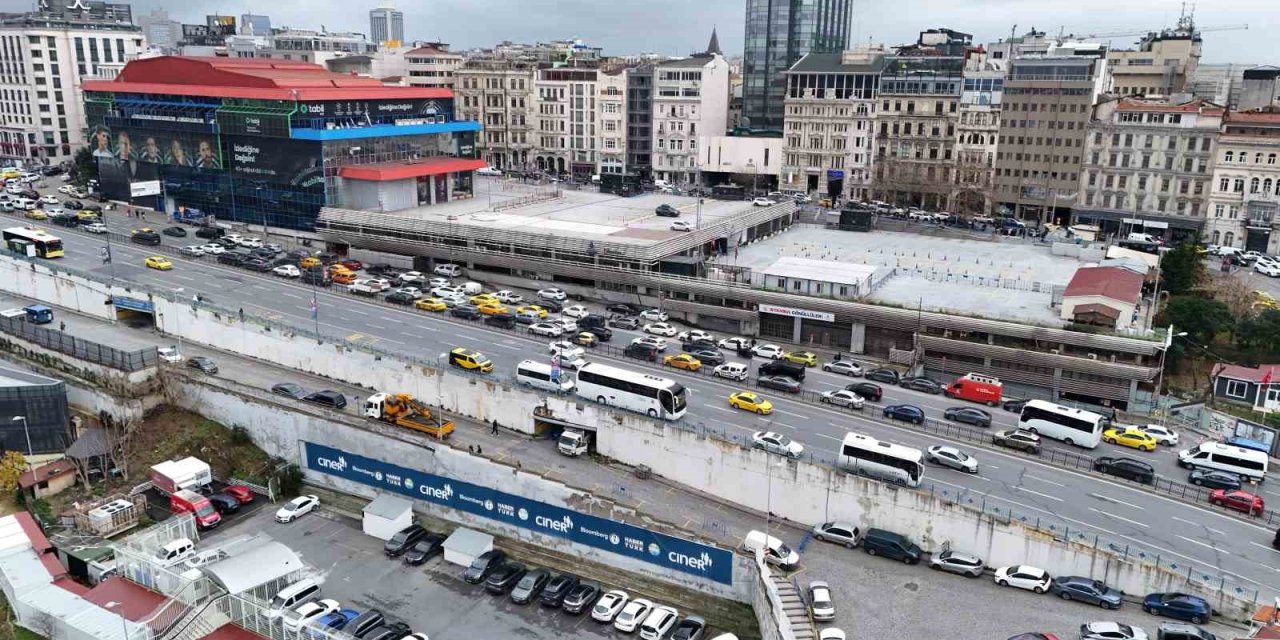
xmin=339 ymin=157 xmax=488 ymax=181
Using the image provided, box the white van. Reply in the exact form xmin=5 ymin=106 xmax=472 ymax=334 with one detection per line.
xmin=154 ymin=538 xmax=195 ymax=567
xmin=1127 ymin=232 xmax=1160 ymax=244
xmin=742 ymin=530 xmax=799 ymax=570
xmin=1178 ymin=442 xmax=1268 ymax=481
xmin=461 ymin=281 xmax=483 ymax=296
xmin=261 ymin=578 xmax=322 ymax=620
xmin=515 ymin=360 xmax=575 ymax=393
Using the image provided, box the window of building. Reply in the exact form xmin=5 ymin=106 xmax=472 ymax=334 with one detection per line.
xmin=1225 ymin=380 xmax=1249 ymax=399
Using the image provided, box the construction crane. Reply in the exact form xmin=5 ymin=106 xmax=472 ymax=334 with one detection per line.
xmin=1064 ymin=24 xmax=1248 ymax=41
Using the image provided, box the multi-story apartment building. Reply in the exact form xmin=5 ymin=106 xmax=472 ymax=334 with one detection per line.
xmin=1075 ymin=97 xmax=1221 ymax=242
xmin=0 ymin=4 xmax=144 ymax=165
xmin=780 ymin=48 xmax=884 ymax=201
xmin=453 ymin=59 xmax=536 ymax=170
xmin=1239 ymin=67 xmax=1280 ymax=111
xmin=1206 ymin=107 xmax=1280 ymax=252
xmin=597 ymin=69 xmax=628 ymax=175
xmin=534 ymin=66 xmax=601 ymax=179
xmin=954 ymin=59 xmax=1004 ymax=214
xmin=652 ymin=41 xmax=729 ymax=185
xmin=265 ymin=29 xmax=377 ymax=65
xmin=873 ymin=55 xmax=965 ymax=210
xmin=1106 ymin=18 xmax=1201 ymax=97
xmin=992 ymin=42 xmax=1108 ymax=224
xmin=405 ymin=43 xmax=462 ymax=90
xmin=625 ymin=63 xmax=654 ymax=178
xmin=742 ymin=0 xmax=852 ymax=130
xmin=138 ymin=8 xmax=181 ymax=53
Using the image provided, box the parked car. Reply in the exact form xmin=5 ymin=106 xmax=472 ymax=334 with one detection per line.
xmin=462 ymin=549 xmax=507 ymax=584
xmin=845 ymin=382 xmax=882 ymax=401
xmin=925 ymin=445 xmax=978 ymax=473
xmin=808 ymin=582 xmax=836 ymax=621
xmin=186 ymin=356 xmax=218 ymax=374
xmin=1080 ymin=622 xmax=1148 ymax=640
xmin=208 ymin=493 xmax=240 ymax=514
xmin=613 ymin=599 xmax=655 ymax=633
xmin=1187 ymin=469 xmax=1241 ymax=490
xmin=275 ymin=495 xmax=319 ymax=523
xmin=811 ymin=521 xmax=859 ymax=548
xmin=759 ymin=375 xmax=802 ymax=393
xmin=993 ymin=429 xmax=1041 ymax=454
xmin=383 ymin=524 xmax=428 ymax=557
xmin=900 ymin=377 xmax=943 ymax=394
xmin=671 ymin=616 xmax=706 ymax=640
xmin=994 ymin=565 xmax=1051 ymax=593
xmin=539 ymin=573 xmax=580 ymax=607
xmin=510 ymin=568 xmax=551 ymax=604
xmin=402 ymin=533 xmax=446 ymax=565
xmin=303 ymin=390 xmax=347 ymax=409
xmin=1142 ymin=593 xmax=1211 ymax=624
xmin=822 ymin=360 xmax=863 ymax=376
xmin=864 ymin=368 xmax=901 ymax=384
xmin=1049 ymin=576 xmax=1123 ymax=609
xmin=752 ymin=431 xmax=803 ymax=458
xmin=928 ymin=549 xmax=985 ymax=577
xmin=561 ymin=581 xmax=602 ymax=614
xmin=882 ymin=404 xmax=925 ymax=424
xmin=484 ymin=562 xmax=528 ymax=594
xmin=1092 ymin=457 xmax=1155 ymax=485
xmin=1209 ymin=489 xmax=1264 ymax=515
xmin=611 ymin=316 xmax=640 ymax=330
xmin=944 ymin=406 xmax=992 ymax=428
xmin=591 ymin=590 xmax=630 ymax=622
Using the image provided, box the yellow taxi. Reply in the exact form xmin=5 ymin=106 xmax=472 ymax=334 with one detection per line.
xmin=663 ymin=353 xmax=702 ymax=371
xmin=783 ymin=351 xmax=818 ymax=367
xmin=144 ymin=256 xmax=173 ymax=270
xmin=572 ymin=331 xmax=598 ymax=347
xmin=470 ymin=293 xmax=499 ymax=306
xmin=516 ymin=305 xmax=549 ymax=319
xmin=449 ymin=347 xmax=494 ymax=373
xmin=415 ymin=298 xmax=447 ymax=312
xmin=1102 ymin=426 xmax=1158 ymax=452
xmin=0 ymin=169 xmax=19 ymax=180
xmin=76 ymin=210 xmax=100 ymax=221
xmin=299 ymin=256 xmax=321 ymax=269
xmin=24 ymin=209 xmax=46 ymax=220
xmin=478 ymin=302 xmax=509 ymax=316
xmin=729 ymin=391 xmax=773 ymax=415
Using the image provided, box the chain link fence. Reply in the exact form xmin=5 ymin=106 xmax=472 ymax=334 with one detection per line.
xmin=0 ymin=312 xmax=158 ymax=371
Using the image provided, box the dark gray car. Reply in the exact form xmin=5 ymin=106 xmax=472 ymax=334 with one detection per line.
xmin=271 ymin=382 xmax=307 ymax=399
xmin=1049 ymin=575 xmax=1123 ymax=609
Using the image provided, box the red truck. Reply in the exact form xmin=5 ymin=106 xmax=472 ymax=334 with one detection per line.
xmin=170 ymin=489 xmax=222 ymax=530
xmin=944 ymin=373 xmax=1003 ymax=406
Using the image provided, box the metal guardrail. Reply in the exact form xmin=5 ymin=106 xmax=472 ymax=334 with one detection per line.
xmin=0 ymin=311 xmax=159 ymax=371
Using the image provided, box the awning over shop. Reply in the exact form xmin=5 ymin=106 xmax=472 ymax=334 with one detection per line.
xmin=339 ymin=157 xmax=488 ymax=182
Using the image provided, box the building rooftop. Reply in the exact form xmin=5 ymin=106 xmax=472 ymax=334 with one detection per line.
xmin=82 ymin=56 xmax=453 ymax=101
xmin=1114 ymin=97 xmax=1224 ymax=114
xmin=786 ymin=53 xmax=887 ymax=74
xmin=1063 ymin=266 xmax=1144 ymax=302
xmin=0 ymin=365 xmax=60 ymax=388
xmin=1212 ymin=363 xmax=1280 ymax=383
xmin=760 ymin=257 xmax=881 ymax=285
xmin=1227 ymin=107 xmax=1280 ymax=125
xmin=17 ymin=460 xmax=76 ymax=491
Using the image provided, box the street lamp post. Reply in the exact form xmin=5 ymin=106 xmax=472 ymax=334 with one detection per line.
xmin=764 ymin=457 xmax=782 ymax=535
xmin=1154 ymin=325 xmax=1188 ymax=424
xmin=10 ymin=416 xmax=32 ymax=472
xmin=172 ymin=288 xmax=184 ymax=356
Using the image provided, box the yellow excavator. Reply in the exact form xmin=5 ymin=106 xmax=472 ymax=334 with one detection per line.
xmin=364 ymin=392 xmax=455 ymax=439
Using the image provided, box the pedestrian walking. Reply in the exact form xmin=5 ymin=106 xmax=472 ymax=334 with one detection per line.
xmin=59 ymin=321 xmax=66 ymax=332
xmin=238 ymin=307 xmax=244 ymax=322
xmin=490 ymin=421 xmax=499 ymax=435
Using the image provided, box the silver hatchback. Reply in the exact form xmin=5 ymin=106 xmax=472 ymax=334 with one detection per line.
xmin=928 ymin=549 xmax=986 ymax=577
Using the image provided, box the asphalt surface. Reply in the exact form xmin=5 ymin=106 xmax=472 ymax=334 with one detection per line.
xmin=5 ymin=188 xmax=1280 ymax=599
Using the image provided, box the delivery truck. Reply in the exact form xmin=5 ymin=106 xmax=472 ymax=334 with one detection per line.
xmin=150 ymin=457 xmax=213 ymax=495
xmin=943 ymin=373 xmax=1003 ymax=407
xmin=557 ymin=428 xmax=593 ymax=457
xmin=169 ymin=489 xmax=221 ymax=529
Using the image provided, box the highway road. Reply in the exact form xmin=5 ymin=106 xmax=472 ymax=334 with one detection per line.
xmin=6 ymin=199 xmax=1280 ymax=598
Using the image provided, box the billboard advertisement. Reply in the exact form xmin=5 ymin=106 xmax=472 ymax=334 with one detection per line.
xmin=225 ymin=136 xmax=324 ymax=193
xmin=90 ymin=123 xmax=223 ymax=171
xmin=130 ymin=180 xmax=161 ymax=197
xmin=303 ymin=441 xmax=733 ymax=585
xmin=298 ymin=98 xmax=452 ymax=120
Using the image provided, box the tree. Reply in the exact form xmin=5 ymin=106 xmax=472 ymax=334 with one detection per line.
xmin=1236 ymin=309 xmax=1280 ymax=353
xmin=72 ymin=145 xmax=97 ymax=185
xmin=1159 ymin=295 xmax=1234 ymax=344
xmin=0 ymin=451 xmax=27 ymax=494
xmin=1160 ymin=242 xmax=1206 ymax=296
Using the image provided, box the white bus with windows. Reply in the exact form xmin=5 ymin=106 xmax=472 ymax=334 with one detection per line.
xmin=515 ymin=360 xmax=575 ymax=394
xmin=574 ymin=362 xmax=688 ymax=420
xmin=1178 ymin=442 xmax=1268 ymax=482
xmin=836 ymin=432 xmax=925 ymax=487
xmin=1017 ymin=400 xmax=1108 ymax=448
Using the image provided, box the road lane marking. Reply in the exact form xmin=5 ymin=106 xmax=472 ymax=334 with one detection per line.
xmin=1089 ymin=508 xmax=1149 ymax=528
xmin=773 ymin=408 xmax=809 ymax=419
xmin=1014 ymin=486 xmax=1064 ymax=502
xmin=1056 ymin=516 xmax=1117 ymax=536
xmin=366 ymin=323 xmax=387 ymax=330
xmin=347 ymin=309 xmax=370 ymax=316
xmin=708 ymin=405 xmax=736 ymax=414
xmin=488 ymin=342 xmax=522 ymax=351
xmin=1023 ymin=474 xmax=1066 ymax=487
xmin=1088 ymin=493 xmax=1145 ymax=510
xmin=1177 ymin=535 xmax=1229 ymax=553
xmin=1171 ymin=516 xmax=1224 ymax=535
xmin=1251 ymin=542 xmax=1280 ymax=554
xmin=814 ymin=433 xmax=843 ymax=443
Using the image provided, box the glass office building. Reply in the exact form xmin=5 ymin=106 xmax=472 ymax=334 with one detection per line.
xmin=82 ymin=56 xmax=481 ymax=232
xmin=742 ymin=0 xmax=852 ymax=130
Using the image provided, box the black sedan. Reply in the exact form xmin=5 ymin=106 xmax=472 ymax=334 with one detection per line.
xmin=510 ymin=568 xmax=551 ymax=604
xmin=271 ymin=382 xmax=308 ymax=399
xmin=883 ymin=404 xmax=925 ymax=424
xmin=865 ymin=368 xmax=901 ymax=384
xmin=758 ymin=375 xmax=802 ymax=394
xmin=900 ymin=377 xmax=943 ymax=394
xmin=682 ymin=338 xmax=718 ymax=352
xmin=451 ymin=305 xmax=482 ymax=320
xmin=1002 ymin=398 xmax=1029 ymax=413
xmin=655 ymin=204 xmax=680 ymax=217
xmin=162 ymin=226 xmax=188 ymax=237
xmin=1188 ymin=469 xmax=1241 ymax=490
xmin=539 ymin=573 xmax=579 ymax=607
xmin=208 ymin=492 xmax=240 ymax=514
xmin=64 ymin=199 xmax=83 ymax=210
xmin=845 ymin=382 xmax=882 ymax=401
xmin=484 ymin=562 xmax=527 ymax=594
xmin=403 ymin=533 xmax=446 ymax=565
xmin=687 ymin=349 xmax=725 ymax=365
xmin=1092 ymin=457 xmax=1155 ymax=485
xmin=384 ymin=291 xmax=418 ymax=306
xmin=561 ymin=581 xmax=602 ymax=614
xmin=186 ymin=357 xmax=219 ymax=374
xmin=462 ymin=549 xmax=507 ymax=584
xmin=383 ymin=524 xmax=427 ymax=557
xmin=944 ymin=406 xmax=992 ymax=428
xmin=607 ymin=303 xmax=639 ymax=315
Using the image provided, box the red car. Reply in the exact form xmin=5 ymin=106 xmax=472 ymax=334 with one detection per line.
xmin=222 ymin=485 xmax=255 ymax=505
xmin=1209 ymin=488 xmax=1263 ymax=515
xmin=339 ymin=259 xmax=364 ymax=271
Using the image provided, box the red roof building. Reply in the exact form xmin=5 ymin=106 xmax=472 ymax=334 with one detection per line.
xmin=1060 ymin=267 xmax=1145 ymax=329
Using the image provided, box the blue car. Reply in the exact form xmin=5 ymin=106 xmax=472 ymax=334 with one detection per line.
xmin=1049 ymin=576 xmax=1123 ymax=609
xmin=1143 ymin=592 xmax=1211 ymax=624
xmin=882 ymin=404 xmax=925 ymax=425
xmin=309 ymin=609 xmax=360 ymax=639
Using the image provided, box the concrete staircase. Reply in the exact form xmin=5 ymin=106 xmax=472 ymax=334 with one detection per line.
xmin=163 ymin=597 xmax=230 ymax=640
xmin=769 ymin=574 xmax=816 ymax=640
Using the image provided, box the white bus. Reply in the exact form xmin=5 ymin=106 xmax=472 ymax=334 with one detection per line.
xmin=515 ymin=360 xmax=575 ymax=394
xmin=575 ymin=362 xmax=688 ymax=420
xmin=1018 ymin=400 xmax=1108 ymax=448
xmin=1178 ymin=442 xmax=1269 ymax=482
xmin=837 ymin=433 xmax=925 ymax=487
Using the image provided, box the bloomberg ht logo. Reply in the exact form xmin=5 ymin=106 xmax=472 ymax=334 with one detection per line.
xmin=535 ymin=514 xmax=574 ymax=533
xmin=317 ymin=455 xmax=348 ymax=472
xmin=669 ymin=550 xmax=714 ymax=573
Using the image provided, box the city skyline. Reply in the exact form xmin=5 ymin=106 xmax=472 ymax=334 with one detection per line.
xmin=45 ymin=0 xmax=1270 ymax=63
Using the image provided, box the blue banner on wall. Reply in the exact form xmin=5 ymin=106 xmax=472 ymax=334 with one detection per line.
xmin=303 ymin=442 xmax=733 ymax=585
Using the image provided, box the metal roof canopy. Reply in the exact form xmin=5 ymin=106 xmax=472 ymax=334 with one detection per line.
xmin=363 ymin=495 xmax=412 ymax=520
xmin=443 ymin=528 xmax=492 ymax=557
xmin=760 ymin=257 xmax=881 ymax=286
xmin=203 ymin=541 xmax=304 ymax=595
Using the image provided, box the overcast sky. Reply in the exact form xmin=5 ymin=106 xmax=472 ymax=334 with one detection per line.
xmin=7 ymin=0 xmax=1273 ymax=63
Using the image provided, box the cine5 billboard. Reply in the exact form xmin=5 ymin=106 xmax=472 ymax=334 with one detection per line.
xmin=224 ymin=136 xmax=324 ymax=193
xmin=304 ymin=441 xmax=733 ymax=584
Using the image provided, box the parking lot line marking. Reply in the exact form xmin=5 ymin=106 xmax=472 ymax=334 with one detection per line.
xmin=1251 ymin=541 xmax=1280 ymax=554
xmin=1171 ymin=516 xmax=1224 ymax=535
xmin=1023 ymin=474 xmax=1066 ymax=487
xmin=1014 ymin=486 xmax=1064 ymax=502
xmin=1088 ymin=493 xmax=1145 ymax=510
xmin=1177 ymin=535 xmax=1229 ymax=553
xmin=1089 ymin=508 xmax=1149 ymax=528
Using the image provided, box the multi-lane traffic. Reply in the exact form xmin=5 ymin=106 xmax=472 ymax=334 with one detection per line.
xmin=6 ymin=201 xmax=1280 ymax=597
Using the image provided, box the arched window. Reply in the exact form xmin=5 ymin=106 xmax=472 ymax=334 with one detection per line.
xmin=1211 ymin=230 xmax=1220 ymax=244
xmin=1225 ymin=231 xmax=1235 ymax=246
xmin=1252 ymin=178 xmax=1261 ymax=193
xmin=1266 ymin=179 xmax=1275 ymax=194
xmin=1225 ymin=151 xmax=1234 ymax=163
